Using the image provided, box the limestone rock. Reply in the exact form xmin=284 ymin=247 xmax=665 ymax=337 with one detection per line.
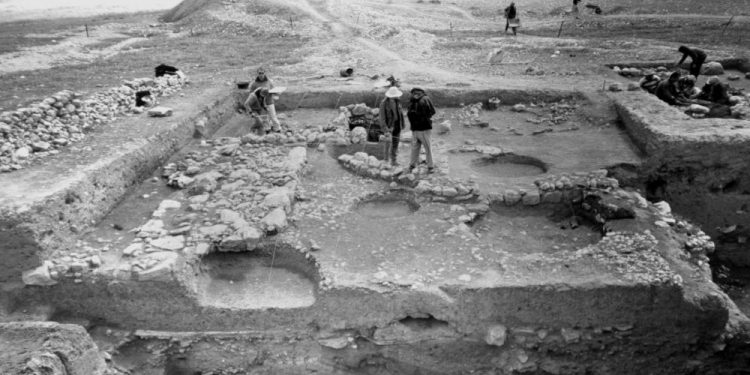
xmin=263 ymin=189 xmax=292 ymax=212
xmin=31 ymin=141 xmax=51 ymax=152
xmin=504 ymin=189 xmax=521 ymax=205
xmin=437 ymin=120 xmax=452 ymax=134
xmin=134 ymin=252 xmax=178 ymax=281
xmin=350 ymin=126 xmax=367 ymax=144
xmin=14 ymin=146 xmax=31 ymax=159
xmin=23 ymin=352 xmax=67 ymax=375
xmin=701 ymin=61 xmax=724 ymax=75
xmin=512 ymin=104 xmax=526 ymax=112
xmin=485 ymin=324 xmax=507 ymax=347
xmin=22 ymin=261 xmax=57 ymax=286
xmin=727 ymin=74 xmax=740 ymax=81
xmin=522 ymin=190 xmax=541 ymax=206
xmin=148 ymin=106 xmax=173 ymax=117
xmin=686 ymin=104 xmax=709 ymax=114
xmin=261 ymin=207 xmax=288 ymax=233
xmin=153 ymin=200 xmax=181 ymax=217
xmin=150 ymin=235 xmax=185 ymax=251
xmin=626 ymin=82 xmax=640 ymax=91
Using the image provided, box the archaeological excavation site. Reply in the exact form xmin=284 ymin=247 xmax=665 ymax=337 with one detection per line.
xmin=1 ymin=0 xmax=750 ymax=374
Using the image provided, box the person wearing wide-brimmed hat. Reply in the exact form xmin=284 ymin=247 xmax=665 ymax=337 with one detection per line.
xmin=378 ymin=86 xmax=405 ymax=166
xmin=407 ymin=87 xmax=436 ymax=174
xmin=244 ymin=86 xmax=286 ymax=134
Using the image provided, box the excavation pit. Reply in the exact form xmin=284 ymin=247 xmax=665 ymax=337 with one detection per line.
xmin=197 ymin=249 xmax=318 ymax=310
xmin=473 ymin=204 xmax=602 ymax=254
xmin=449 ymin=152 xmax=547 ymax=178
xmin=2 ymin=87 xmax=749 ymax=374
xmin=354 ymin=192 xmax=420 ymax=219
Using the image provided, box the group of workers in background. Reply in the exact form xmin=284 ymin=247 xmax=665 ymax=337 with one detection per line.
xmin=640 ymin=45 xmax=733 ymax=117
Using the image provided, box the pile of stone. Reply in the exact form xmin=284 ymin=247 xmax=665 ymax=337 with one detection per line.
xmin=0 ymin=74 xmax=187 ymax=173
xmin=114 ymin=142 xmax=307 ymax=280
xmin=729 ymin=94 xmax=750 ymax=119
xmin=332 ymin=103 xmax=379 ymax=129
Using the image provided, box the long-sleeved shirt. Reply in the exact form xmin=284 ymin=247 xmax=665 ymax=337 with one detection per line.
xmin=678 ymin=48 xmax=707 ymax=65
xmin=378 ymin=98 xmax=404 ymax=132
xmin=407 ymin=95 xmax=436 ymax=131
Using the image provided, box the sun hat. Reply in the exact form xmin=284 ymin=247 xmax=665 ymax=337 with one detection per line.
xmin=385 ymin=86 xmax=403 ymax=98
xmin=268 ymin=86 xmax=286 ymax=94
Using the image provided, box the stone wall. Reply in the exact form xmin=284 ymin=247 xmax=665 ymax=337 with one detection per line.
xmin=0 ymin=85 xmax=232 ymax=283
xmin=0 ymin=321 xmax=106 ymax=375
xmin=0 ymin=75 xmax=186 ymax=173
xmin=612 ymin=91 xmax=750 ymax=242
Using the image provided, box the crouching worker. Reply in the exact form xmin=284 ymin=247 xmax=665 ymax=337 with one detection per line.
xmin=244 ymin=86 xmax=285 ymax=135
xmin=655 ymin=72 xmax=690 ymax=106
xmin=407 ymin=87 xmax=436 ymax=174
xmin=639 ymin=70 xmax=660 ymax=94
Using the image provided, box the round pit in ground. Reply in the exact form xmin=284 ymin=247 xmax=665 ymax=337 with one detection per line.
xmin=197 ymin=249 xmax=318 ymax=310
xmin=355 ymin=191 xmax=420 ymax=219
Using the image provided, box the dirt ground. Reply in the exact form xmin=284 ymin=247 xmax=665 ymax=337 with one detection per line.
xmin=0 ymin=0 xmax=748 ymax=113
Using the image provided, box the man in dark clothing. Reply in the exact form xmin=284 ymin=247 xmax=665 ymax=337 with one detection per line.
xmin=379 ymin=86 xmax=405 ymax=166
xmin=407 ymin=88 xmax=436 ymax=173
xmin=677 ymin=46 xmax=707 ymax=79
xmin=655 ymin=72 xmax=689 ymax=106
xmin=504 ymin=2 xmax=518 ymax=36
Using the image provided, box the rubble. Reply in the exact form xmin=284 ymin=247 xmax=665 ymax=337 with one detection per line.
xmin=0 ymin=74 xmax=187 ymax=172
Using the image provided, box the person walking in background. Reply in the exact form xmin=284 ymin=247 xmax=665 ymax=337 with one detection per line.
xmin=677 ymin=46 xmax=707 ymax=79
xmin=407 ymin=88 xmax=436 ymax=174
xmin=504 ymin=2 xmax=518 ymax=36
xmin=249 ymin=66 xmax=274 ymax=92
xmin=378 ymin=86 xmax=405 ymax=166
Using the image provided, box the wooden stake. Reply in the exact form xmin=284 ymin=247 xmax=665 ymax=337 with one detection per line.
xmin=85 ymin=24 xmax=89 ymax=37
xmin=289 ymin=16 xmax=294 ymax=30
xmin=557 ymin=20 xmax=565 ymax=37
xmin=721 ymin=15 xmax=735 ymax=35
xmin=450 ymin=21 xmax=453 ymax=37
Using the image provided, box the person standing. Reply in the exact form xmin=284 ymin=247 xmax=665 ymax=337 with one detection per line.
xmin=407 ymin=88 xmax=436 ymax=174
xmin=249 ymin=66 xmax=274 ymax=92
xmin=378 ymin=86 xmax=405 ymax=166
xmin=504 ymin=2 xmax=518 ymax=36
xmin=677 ymin=46 xmax=707 ymax=79
xmin=244 ymin=87 xmax=283 ymax=135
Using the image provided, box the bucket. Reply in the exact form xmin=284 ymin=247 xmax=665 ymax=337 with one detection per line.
xmin=237 ymin=81 xmax=249 ymax=89
xmin=340 ymin=68 xmax=354 ymax=77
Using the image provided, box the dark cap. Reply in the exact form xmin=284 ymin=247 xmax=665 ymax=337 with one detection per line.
xmin=410 ymin=87 xmax=425 ymax=94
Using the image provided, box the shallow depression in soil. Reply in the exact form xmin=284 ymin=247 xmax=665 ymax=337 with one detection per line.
xmin=355 ymin=193 xmax=420 ymax=219
xmin=449 ymin=153 xmax=547 ymax=179
xmin=199 ymin=252 xmax=317 ymax=309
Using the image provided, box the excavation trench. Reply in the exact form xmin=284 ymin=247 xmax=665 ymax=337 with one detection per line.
xmin=2 ymin=87 xmax=749 ymax=374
